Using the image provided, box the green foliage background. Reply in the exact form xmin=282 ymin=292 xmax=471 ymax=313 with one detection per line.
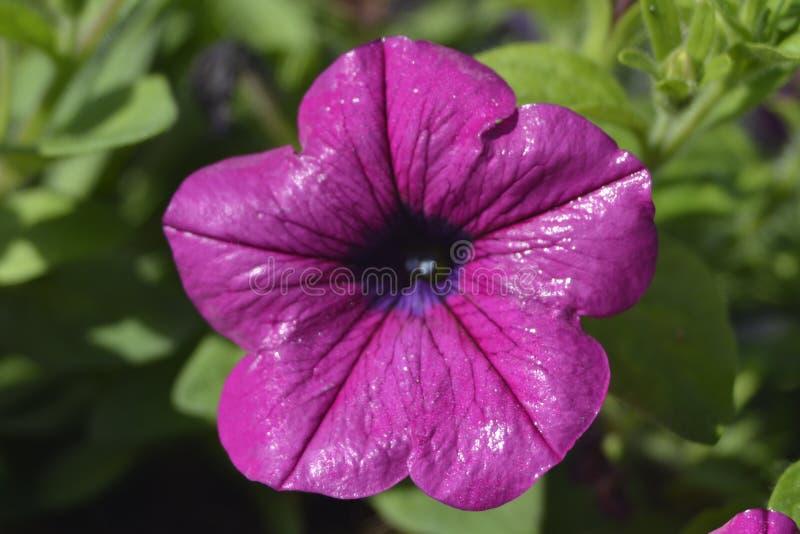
xmin=1 ymin=0 xmax=799 ymax=532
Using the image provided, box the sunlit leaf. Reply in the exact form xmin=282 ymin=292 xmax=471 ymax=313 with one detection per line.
xmin=372 ymin=480 xmax=545 ymax=534
xmin=40 ymin=75 xmax=178 ymax=156
xmin=172 ymin=334 xmax=243 ymax=422
xmin=768 ymin=460 xmax=800 ymax=525
xmin=0 ymin=0 xmax=56 ymax=53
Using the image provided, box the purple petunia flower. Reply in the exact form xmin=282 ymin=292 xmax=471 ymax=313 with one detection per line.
xmin=711 ymin=509 xmax=799 ymax=533
xmin=163 ymin=36 xmax=657 ymax=510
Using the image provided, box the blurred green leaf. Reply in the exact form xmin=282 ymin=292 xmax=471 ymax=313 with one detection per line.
xmin=653 ymin=183 xmax=737 ymax=221
xmin=0 ymin=191 xmax=127 ymax=285
xmin=0 ymin=40 xmax=10 ymax=139
xmin=40 ymin=75 xmax=177 ymax=157
xmin=47 ymin=0 xmax=168 ymax=129
xmin=640 ymin=0 xmax=682 ymax=61
xmin=687 ymin=1 xmax=716 ymax=66
xmin=204 ymin=0 xmax=317 ymax=52
xmin=769 ymin=460 xmax=800 ymax=525
xmin=476 ymin=42 xmax=645 ymax=141
xmin=3 ymin=186 xmax=74 ymax=224
xmin=0 ymin=0 xmax=56 ymax=53
xmin=0 ymin=354 xmax=40 ymax=390
xmin=711 ymin=0 xmax=752 ymax=38
xmin=88 ymin=317 xmax=175 ymax=365
xmin=7 ymin=48 xmax=55 ymax=134
xmin=585 ymin=236 xmax=738 ymax=443
xmin=734 ymin=41 xmax=800 ymax=65
xmin=477 ymin=42 xmax=629 ymax=107
xmin=779 ymin=31 xmax=800 ymax=56
xmin=0 ymin=239 xmax=47 ymax=284
xmin=581 ymin=0 xmax=613 ymax=62
xmin=656 ymin=78 xmax=694 ymax=102
xmin=42 ymin=153 xmax=108 ymax=199
xmin=656 ymin=122 xmax=755 ymax=182
xmin=172 ymin=334 xmax=243 ymax=422
xmin=371 ymin=480 xmax=545 ymax=534
xmin=619 ymin=47 xmax=660 ymax=77
xmin=702 ymin=53 xmax=733 ymax=83
xmin=705 ymin=41 xmax=800 ymax=125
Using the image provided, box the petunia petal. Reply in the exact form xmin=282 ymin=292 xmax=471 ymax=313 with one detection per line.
xmin=406 ymin=294 xmax=608 ymax=510
xmin=218 ymin=300 xmax=413 ymax=499
xmin=164 ymin=224 xmax=350 ymax=352
xmin=710 ymin=509 xmax=799 ymax=534
xmin=469 ymin=162 xmax=656 ymax=317
xmin=297 ymin=40 xmax=398 ymax=221
xmin=429 ymin=104 xmax=648 ymax=239
xmin=163 ymin=145 xmax=393 ymax=350
xmin=382 ymin=36 xmax=518 ymax=212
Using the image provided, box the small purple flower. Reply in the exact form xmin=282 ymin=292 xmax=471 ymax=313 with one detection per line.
xmin=163 ymin=36 xmax=657 ymax=510
xmin=711 ymin=509 xmax=799 ymax=533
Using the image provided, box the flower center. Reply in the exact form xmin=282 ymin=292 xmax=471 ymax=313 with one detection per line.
xmin=347 ymin=211 xmax=469 ymax=306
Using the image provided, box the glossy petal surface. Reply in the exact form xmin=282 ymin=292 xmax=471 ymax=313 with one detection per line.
xmin=711 ymin=509 xmax=799 ymax=534
xmin=219 ymin=294 xmax=607 ymax=510
xmin=164 ymin=148 xmax=367 ymax=351
xmin=164 ymin=36 xmax=658 ymax=510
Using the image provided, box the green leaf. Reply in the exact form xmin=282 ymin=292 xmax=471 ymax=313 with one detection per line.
xmin=39 ymin=75 xmax=177 ymax=157
xmin=733 ymin=41 xmax=800 ymax=65
xmin=477 ymin=42 xmax=629 ymax=108
xmin=769 ymin=460 xmax=800 ymax=525
xmin=640 ymin=0 xmax=682 ymax=61
xmin=706 ymin=44 xmax=798 ymax=125
xmin=702 ymin=53 xmax=733 ymax=83
xmin=42 ymin=153 xmax=108 ymax=199
xmin=711 ymin=0 xmax=752 ymax=39
xmin=581 ymin=0 xmax=613 ymax=62
xmin=0 ymin=0 xmax=56 ymax=53
xmin=88 ymin=317 xmax=175 ymax=365
xmin=0 ymin=354 xmax=40 ymax=390
xmin=476 ymin=43 xmax=646 ymax=145
xmin=0 ymin=40 xmax=10 ymax=139
xmin=619 ymin=47 xmax=661 ymax=77
xmin=653 ymin=183 xmax=737 ymax=221
xmin=0 ymin=239 xmax=47 ymax=284
xmin=584 ymin=236 xmax=738 ymax=443
xmin=8 ymin=48 xmax=56 ymax=133
xmin=172 ymin=334 xmax=243 ymax=422
xmin=3 ymin=187 xmax=75 ymax=224
xmin=205 ymin=0 xmax=317 ymax=52
xmin=0 ymin=192 xmax=128 ymax=285
xmin=687 ymin=0 xmax=716 ymax=65
xmin=371 ymin=480 xmax=545 ymax=534
xmin=570 ymin=103 xmax=650 ymax=134
xmin=47 ymin=0 xmax=169 ymax=129
xmin=779 ymin=31 xmax=800 ymax=56
xmin=656 ymin=78 xmax=694 ymax=102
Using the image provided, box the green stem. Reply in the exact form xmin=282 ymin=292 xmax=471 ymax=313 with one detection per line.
xmin=647 ymin=80 xmax=727 ymax=169
xmin=602 ymin=4 xmax=647 ymax=69
xmin=0 ymin=40 xmax=10 ymax=141
xmin=239 ymin=72 xmax=297 ymax=148
xmin=76 ymin=0 xmax=125 ymax=57
xmin=581 ymin=0 xmax=613 ymax=64
xmin=15 ymin=64 xmax=75 ymax=144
